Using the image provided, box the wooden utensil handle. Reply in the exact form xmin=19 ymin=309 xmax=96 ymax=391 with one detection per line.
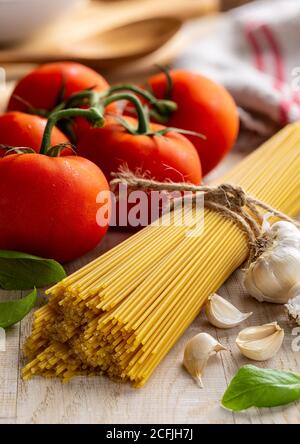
xmin=0 ymin=0 xmax=219 ymax=65
xmin=114 ymin=0 xmax=220 ymax=21
xmin=90 ymin=0 xmax=221 ymax=23
xmin=55 ymin=0 xmax=220 ymax=45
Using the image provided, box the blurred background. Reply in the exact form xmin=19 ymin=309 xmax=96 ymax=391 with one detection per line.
xmin=0 ymin=0 xmax=253 ymax=83
xmin=1 ymin=0 xmax=299 ymax=156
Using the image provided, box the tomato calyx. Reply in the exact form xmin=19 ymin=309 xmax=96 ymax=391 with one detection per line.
xmin=64 ymin=89 xmax=175 ymax=137
xmin=106 ymin=84 xmax=177 ymax=123
xmin=65 ymin=84 xmax=178 ymax=125
xmin=62 ymin=88 xmax=205 ymax=140
xmin=1 ymin=145 xmax=36 ymax=156
xmin=65 ymin=89 xmax=149 ymax=135
xmin=154 ymin=127 xmax=207 ymax=140
xmin=46 ymin=142 xmax=76 ymax=157
xmin=1 ymin=142 xmax=75 ymax=159
xmin=100 ymin=93 xmax=180 ymax=138
xmin=65 ymin=90 xmax=206 ymax=140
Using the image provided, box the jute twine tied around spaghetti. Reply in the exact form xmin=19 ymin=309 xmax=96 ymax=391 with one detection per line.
xmin=110 ymin=169 xmax=300 ymax=266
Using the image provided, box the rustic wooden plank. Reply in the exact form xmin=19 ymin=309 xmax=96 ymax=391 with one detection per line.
xmin=6 ymin=229 xmax=300 ymax=423
xmin=0 ymin=418 xmax=17 ymax=424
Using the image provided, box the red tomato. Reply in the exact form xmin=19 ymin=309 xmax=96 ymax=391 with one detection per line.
xmin=77 ymin=116 xmax=202 ymax=184
xmin=77 ymin=116 xmax=201 ymax=227
xmin=7 ymin=61 xmax=117 ymax=114
xmin=0 ymin=112 xmax=68 ymax=157
xmin=126 ymin=70 xmax=239 ymax=176
xmin=0 ymin=154 xmax=110 ymax=263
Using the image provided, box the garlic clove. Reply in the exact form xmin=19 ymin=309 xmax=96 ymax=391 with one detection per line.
xmin=237 ymin=322 xmax=280 ymax=341
xmin=272 ymin=221 xmax=300 ymax=246
xmin=183 ymin=332 xmax=227 ymax=388
xmin=244 ymin=263 xmax=269 ymax=303
xmin=285 ymin=284 xmax=300 ymax=325
xmin=205 ymin=294 xmax=252 ymax=329
xmin=244 ymin=221 xmax=300 ymax=304
xmin=287 ymin=283 xmax=300 ymax=300
xmin=236 ymin=322 xmax=284 ymax=361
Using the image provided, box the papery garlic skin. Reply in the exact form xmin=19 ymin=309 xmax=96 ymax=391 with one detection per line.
xmin=205 ymin=294 xmax=252 ymax=329
xmin=183 ymin=332 xmax=226 ymax=388
xmin=236 ymin=322 xmax=284 ymax=361
xmin=285 ymin=284 xmax=300 ymax=325
xmin=244 ymin=221 xmax=300 ymax=304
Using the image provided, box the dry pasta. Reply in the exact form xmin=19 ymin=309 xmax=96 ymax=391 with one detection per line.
xmin=23 ymin=123 xmax=300 ymax=387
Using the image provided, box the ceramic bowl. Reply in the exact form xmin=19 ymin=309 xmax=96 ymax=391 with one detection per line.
xmin=0 ymin=0 xmax=87 ymax=44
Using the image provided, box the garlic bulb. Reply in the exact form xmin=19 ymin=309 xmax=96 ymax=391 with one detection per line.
xmin=244 ymin=221 xmax=300 ymax=304
xmin=183 ymin=332 xmax=227 ymax=388
xmin=205 ymin=294 xmax=252 ymax=329
xmin=236 ymin=322 xmax=284 ymax=361
xmin=285 ymin=284 xmax=300 ymax=325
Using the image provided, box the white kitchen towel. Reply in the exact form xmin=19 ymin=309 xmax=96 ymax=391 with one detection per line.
xmin=176 ymin=0 xmax=300 ymax=141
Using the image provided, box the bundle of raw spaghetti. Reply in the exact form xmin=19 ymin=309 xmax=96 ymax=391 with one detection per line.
xmin=23 ymin=123 xmax=300 ymax=387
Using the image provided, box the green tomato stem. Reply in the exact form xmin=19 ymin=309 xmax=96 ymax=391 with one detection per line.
xmin=107 ymin=84 xmax=177 ymax=116
xmin=102 ymin=93 xmax=149 ymax=134
xmin=154 ymin=64 xmax=173 ymax=100
xmin=65 ymin=90 xmax=101 ymax=109
xmin=40 ymin=107 xmax=104 ymax=155
xmin=63 ymin=89 xmax=161 ymax=135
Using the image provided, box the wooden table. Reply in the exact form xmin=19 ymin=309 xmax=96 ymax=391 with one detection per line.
xmin=1 ymin=146 xmax=300 ymax=425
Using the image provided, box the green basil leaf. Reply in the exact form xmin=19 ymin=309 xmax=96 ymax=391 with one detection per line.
xmin=0 ymin=288 xmax=37 ymax=329
xmin=0 ymin=250 xmax=66 ymax=290
xmin=222 ymin=365 xmax=300 ymax=412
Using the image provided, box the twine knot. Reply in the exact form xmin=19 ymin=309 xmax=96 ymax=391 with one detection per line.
xmin=110 ymin=169 xmax=300 ymax=266
xmin=208 ymin=184 xmax=247 ymax=210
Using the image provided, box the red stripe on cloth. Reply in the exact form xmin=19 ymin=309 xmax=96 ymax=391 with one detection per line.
xmin=278 ymin=100 xmax=290 ymax=124
xmin=244 ymin=22 xmax=265 ymax=72
xmin=293 ymin=91 xmax=300 ymax=106
xmin=260 ymin=24 xmax=292 ymax=124
xmin=260 ymin=24 xmax=285 ymax=87
xmin=244 ymin=21 xmax=300 ymax=123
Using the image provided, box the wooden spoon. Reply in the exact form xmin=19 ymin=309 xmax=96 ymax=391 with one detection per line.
xmin=0 ymin=17 xmax=182 ymax=68
xmin=0 ymin=0 xmax=219 ymax=67
xmin=63 ymin=17 xmax=183 ymax=68
xmin=105 ymin=15 xmax=220 ymax=82
xmin=35 ymin=0 xmax=219 ymax=47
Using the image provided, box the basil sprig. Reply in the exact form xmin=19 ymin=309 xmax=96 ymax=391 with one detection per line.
xmin=0 ymin=250 xmax=66 ymax=290
xmin=0 ymin=288 xmax=37 ymax=329
xmin=222 ymin=365 xmax=300 ymax=412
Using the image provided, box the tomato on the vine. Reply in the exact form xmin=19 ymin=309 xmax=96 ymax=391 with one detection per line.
xmin=125 ymin=70 xmax=239 ymax=176
xmin=7 ymin=61 xmax=117 ymax=115
xmin=0 ymin=107 xmax=110 ymax=263
xmin=77 ymin=115 xmax=202 ymax=185
xmin=0 ymin=112 xmax=68 ymax=157
xmin=74 ymin=92 xmax=202 ymax=227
